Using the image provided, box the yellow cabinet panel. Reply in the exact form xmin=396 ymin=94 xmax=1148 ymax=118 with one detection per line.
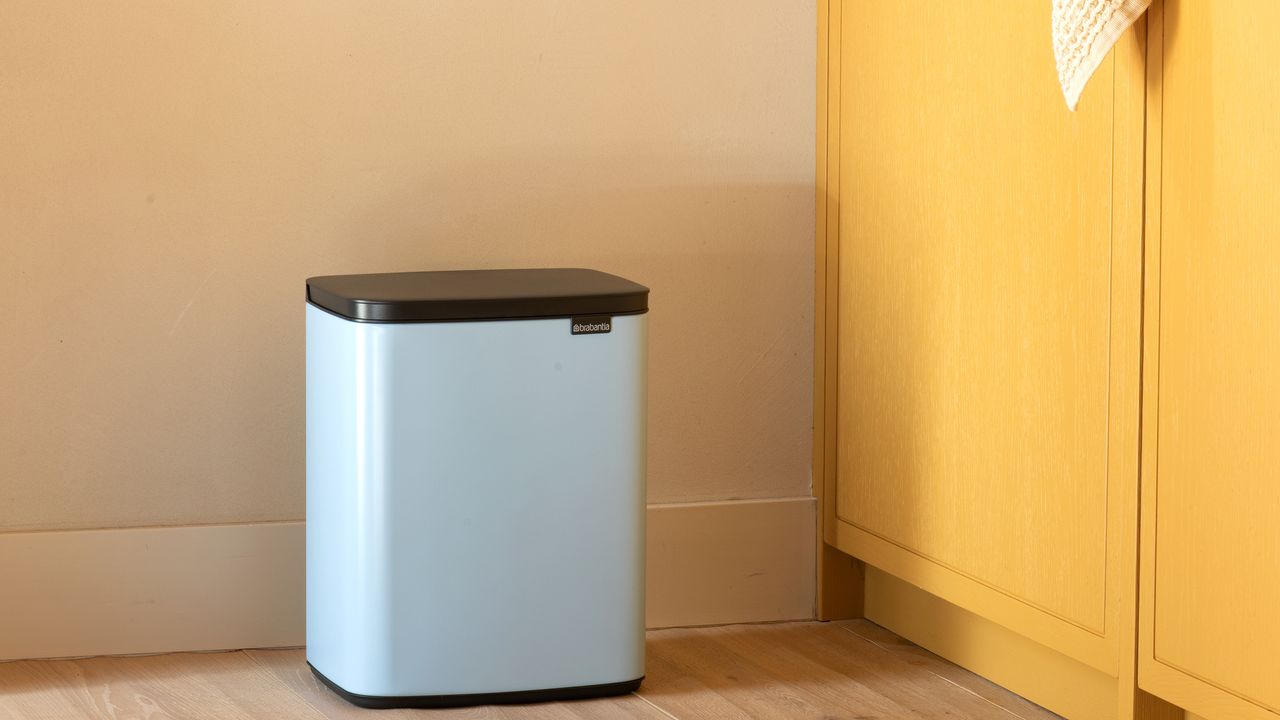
xmin=1140 ymin=2 xmax=1280 ymax=717
xmin=832 ymin=0 xmax=1143 ymax=673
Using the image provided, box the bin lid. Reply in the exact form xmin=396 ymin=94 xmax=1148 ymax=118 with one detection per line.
xmin=306 ymin=268 xmax=649 ymax=323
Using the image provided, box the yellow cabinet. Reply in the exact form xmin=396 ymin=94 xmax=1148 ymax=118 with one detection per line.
xmin=816 ymin=1 xmax=1147 ymax=717
xmin=1139 ymin=2 xmax=1280 ymax=718
xmin=817 ymin=2 xmax=1280 ymax=718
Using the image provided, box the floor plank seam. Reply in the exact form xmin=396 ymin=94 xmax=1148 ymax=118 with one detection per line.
xmin=930 ymin=672 xmax=1029 ymax=720
xmin=630 ymin=691 xmax=682 ymax=720
xmin=835 ymin=622 xmax=1034 ymax=720
xmin=241 ymin=649 xmax=336 ymax=720
xmin=834 ymin=621 xmax=889 ymax=652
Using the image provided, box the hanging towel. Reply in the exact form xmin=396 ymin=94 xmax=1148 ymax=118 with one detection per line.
xmin=1051 ymin=0 xmax=1150 ymax=110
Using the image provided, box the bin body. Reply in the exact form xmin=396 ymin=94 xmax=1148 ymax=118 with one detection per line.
xmin=305 ymin=269 xmax=647 ymax=708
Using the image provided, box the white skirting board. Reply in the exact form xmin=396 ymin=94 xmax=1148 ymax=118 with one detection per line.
xmin=0 ymin=497 xmax=815 ymax=661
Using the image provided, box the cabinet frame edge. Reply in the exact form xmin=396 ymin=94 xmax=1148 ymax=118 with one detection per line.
xmin=815 ymin=0 xmax=863 ymax=622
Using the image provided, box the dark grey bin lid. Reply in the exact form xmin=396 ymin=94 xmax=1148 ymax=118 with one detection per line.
xmin=306 ymin=268 xmax=649 ymax=323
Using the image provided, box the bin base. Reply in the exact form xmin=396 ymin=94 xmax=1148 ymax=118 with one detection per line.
xmin=308 ymin=663 xmax=644 ymax=709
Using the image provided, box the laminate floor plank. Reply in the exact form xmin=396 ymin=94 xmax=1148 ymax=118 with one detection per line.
xmin=641 ymin=625 xmax=917 ymax=720
xmin=636 ymin=644 xmax=792 ymax=719
xmin=0 ymin=650 xmax=326 ymax=720
xmin=707 ymin=622 xmax=1023 ymax=718
xmin=835 ymin=619 xmax=1062 ymax=720
xmin=0 ymin=621 xmax=1055 ymax=720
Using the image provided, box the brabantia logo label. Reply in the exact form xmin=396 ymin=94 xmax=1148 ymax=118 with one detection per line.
xmin=571 ymin=315 xmax=612 ymax=335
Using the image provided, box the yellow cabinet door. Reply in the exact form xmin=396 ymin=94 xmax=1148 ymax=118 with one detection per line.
xmin=829 ymin=0 xmax=1144 ymax=674
xmin=1140 ymin=2 xmax=1280 ymax=718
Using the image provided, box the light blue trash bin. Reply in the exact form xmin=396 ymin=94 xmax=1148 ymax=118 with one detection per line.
xmin=305 ymin=268 xmax=648 ymax=709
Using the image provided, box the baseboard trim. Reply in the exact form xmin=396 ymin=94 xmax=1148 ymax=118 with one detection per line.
xmin=646 ymin=497 xmax=815 ymax=629
xmin=0 ymin=497 xmax=815 ymax=661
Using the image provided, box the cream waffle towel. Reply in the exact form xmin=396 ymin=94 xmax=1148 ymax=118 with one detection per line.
xmin=1052 ymin=0 xmax=1150 ymax=110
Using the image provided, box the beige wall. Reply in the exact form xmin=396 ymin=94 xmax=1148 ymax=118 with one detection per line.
xmin=0 ymin=1 xmax=815 ymax=531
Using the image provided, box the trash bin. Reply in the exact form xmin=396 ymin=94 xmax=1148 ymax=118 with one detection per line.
xmin=305 ymin=268 xmax=648 ymax=709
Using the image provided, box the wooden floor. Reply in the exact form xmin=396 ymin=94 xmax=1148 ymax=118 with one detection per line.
xmin=0 ymin=620 xmax=1060 ymax=720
